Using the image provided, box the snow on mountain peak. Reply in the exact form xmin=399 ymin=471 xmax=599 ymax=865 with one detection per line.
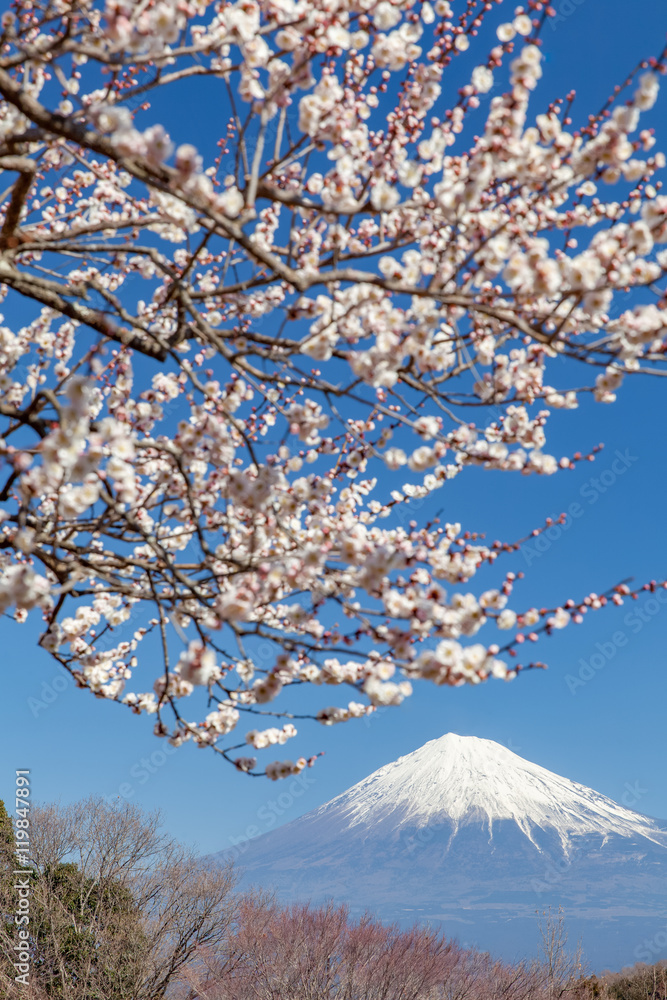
xmin=215 ymin=733 xmax=667 ymax=973
xmin=316 ymin=733 xmax=666 ymax=851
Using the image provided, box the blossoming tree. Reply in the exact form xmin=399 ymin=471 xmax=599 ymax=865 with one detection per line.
xmin=0 ymin=0 xmax=666 ymax=777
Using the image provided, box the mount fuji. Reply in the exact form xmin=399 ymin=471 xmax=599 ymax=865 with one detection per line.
xmin=212 ymin=735 xmax=667 ymax=970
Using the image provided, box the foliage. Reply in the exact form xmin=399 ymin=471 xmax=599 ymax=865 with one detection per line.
xmin=0 ymin=798 xmax=18 ymax=961
xmin=180 ymin=897 xmax=579 ymax=1000
xmin=0 ymin=798 xmax=662 ymax=1000
xmin=0 ymin=798 xmax=14 ymax=876
xmin=603 ymin=963 xmax=667 ymax=1000
xmin=0 ymin=797 xmax=237 ymax=1000
xmin=27 ymin=861 xmax=146 ymax=1000
xmin=0 ymin=0 xmax=667 ymax=774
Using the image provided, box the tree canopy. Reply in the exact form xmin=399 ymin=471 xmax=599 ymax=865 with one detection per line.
xmin=0 ymin=796 xmax=237 ymax=999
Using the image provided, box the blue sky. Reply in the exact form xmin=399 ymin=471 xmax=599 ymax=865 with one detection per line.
xmin=1 ymin=0 xmax=667 ymax=889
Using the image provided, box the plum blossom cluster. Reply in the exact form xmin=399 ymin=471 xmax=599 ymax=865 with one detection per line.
xmin=0 ymin=0 xmax=666 ymax=776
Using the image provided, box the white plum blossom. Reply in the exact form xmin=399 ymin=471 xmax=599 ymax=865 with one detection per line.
xmin=472 ymin=66 xmax=494 ymax=93
xmin=497 ymin=610 xmax=518 ymax=630
xmin=370 ymin=179 xmax=400 ymax=211
xmin=594 ymin=367 xmax=624 ymax=403
xmin=0 ymin=0 xmax=662 ymax=778
xmin=497 ymin=22 xmax=516 ymax=41
xmin=547 ymin=608 xmax=571 ymax=630
xmin=177 ymin=643 xmax=221 ymax=686
xmin=513 ymin=13 xmax=532 ymax=35
xmin=218 ymin=185 xmax=244 ymax=218
xmin=265 ymin=759 xmax=306 ymax=780
xmin=384 ymin=448 xmax=407 ymax=469
xmin=246 ymin=724 xmax=297 ymax=749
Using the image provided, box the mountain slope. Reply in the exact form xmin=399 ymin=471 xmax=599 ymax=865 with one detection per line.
xmin=211 ymin=734 xmax=667 ymax=969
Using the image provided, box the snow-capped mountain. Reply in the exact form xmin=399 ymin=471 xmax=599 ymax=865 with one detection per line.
xmin=292 ymin=733 xmax=667 ymax=850
xmin=212 ymin=735 xmax=667 ymax=970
